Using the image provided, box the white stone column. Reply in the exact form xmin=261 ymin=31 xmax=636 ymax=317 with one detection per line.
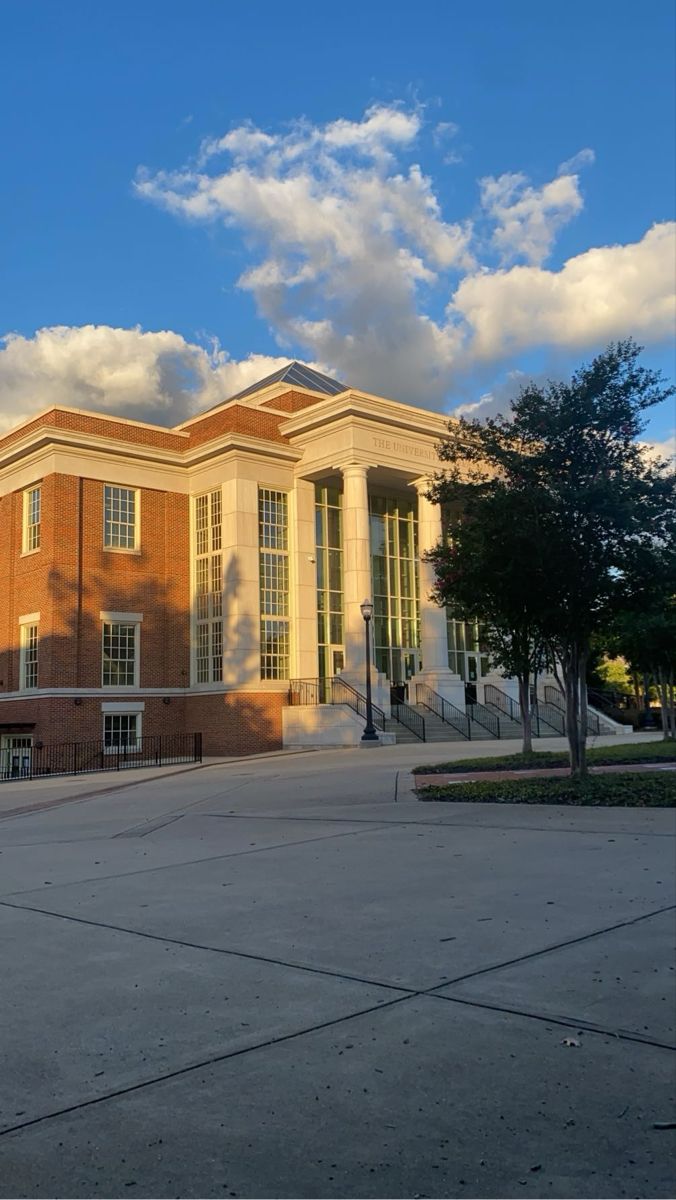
xmin=338 ymin=463 xmax=390 ymax=714
xmin=340 ymin=463 xmax=372 ymax=677
xmin=414 ymin=478 xmax=466 ymax=709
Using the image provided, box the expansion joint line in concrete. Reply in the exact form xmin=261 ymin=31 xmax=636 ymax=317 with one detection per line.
xmin=0 ymin=897 xmax=415 ymax=995
xmin=203 ymin=811 xmax=676 ymax=838
xmin=428 ymin=990 xmax=676 ymax=1052
xmin=0 ymin=820 xmax=403 ymax=899
xmin=430 ymin=902 xmax=676 ymax=992
xmin=0 ymin=992 xmax=413 ymax=1142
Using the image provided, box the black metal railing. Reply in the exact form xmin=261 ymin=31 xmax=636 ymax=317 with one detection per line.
xmin=0 ymin=732 xmax=203 ymax=783
xmin=466 ymin=701 xmax=501 ymax=738
xmin=533 ymin=700 xmax=566 ymax=736
xmin=390 ymin=698 xmax=426 ymax=741
xmin=288 ymin=677 xmax=386 ymax=733
xmin=332 ymin=677 xmax=386 ymax=732
xmin=415 ymin=683 xmax=471 ymax=740
xmin=543 ymin=685 xmax=601 ymax=735
xmin=288 ymin=677 xmax=333 ymax=706
xmin=484 ymin=684 xmax=522 ymax=723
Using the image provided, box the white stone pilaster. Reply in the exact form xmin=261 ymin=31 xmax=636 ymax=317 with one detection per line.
xmin=221 ymin=477 xmax=261 ymax=687
xmin=413 ymin=478 xmax=466 ymax=709
xmin=289 ymin=478 xmax=318 ymax=681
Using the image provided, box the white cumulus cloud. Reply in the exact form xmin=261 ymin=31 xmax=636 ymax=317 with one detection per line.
xmin=0 ymin=325 xmax=292 ymax=432
xmin=451 ymin=222 xmax=676 ymax=359
xmin=479 ymin=171 xmax=584 ymax=265
xmin=1 ymin=104 xmax=673 ymax=431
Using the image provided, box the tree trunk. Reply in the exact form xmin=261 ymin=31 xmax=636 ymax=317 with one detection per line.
xmin=563 ymin=646 xmax=586 ymax=779
xmin=656 ymin=667 xmax=671 ymax=741
xmin=578 ymin=648 xmax=588 ymax=776
xmin=518 ymin=673 xmax=532 ymax=754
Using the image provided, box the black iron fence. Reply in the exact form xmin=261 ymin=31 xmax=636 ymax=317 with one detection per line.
xmin=1 ymin=732 xmax=202 ymax=783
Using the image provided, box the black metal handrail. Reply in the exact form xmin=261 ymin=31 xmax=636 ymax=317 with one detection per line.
xmin=332 ymin=677 xmax=386 ymax=732
xmin=415 ymin=683 xmax=471 ymax=740
xmin=484 ymin=683 xmax=522 ymax=723
xmin=533 ymin=700 xmax=566 ymax=736
xmin=0 ymin=732 xmax=202 ymax=783
xmin=390 ymin=699 xmax=426 ymax=741
xmin=543 ymin=685 xmax=601 ymax=735
xmin=288 ymin=677 xmax=333 ymax=706
xmin=288 ymin=677 xmax=386 ymax=732
xmin=466 ymin=702 xmax=501 ymax=738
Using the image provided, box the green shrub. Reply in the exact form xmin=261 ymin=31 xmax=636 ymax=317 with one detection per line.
xmin=414 ymin=739 xmax=676 ymax=775
xmin=417 ymin=771 xmax=675 ymax=806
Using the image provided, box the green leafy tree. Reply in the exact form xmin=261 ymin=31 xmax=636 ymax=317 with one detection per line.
xmin=427 ymin=488 xmax=548 ymax=753
xmin=429 ymin=340 xmax=675 ymax=778
xmin=605 ymin=555 xmax=676 ymax=740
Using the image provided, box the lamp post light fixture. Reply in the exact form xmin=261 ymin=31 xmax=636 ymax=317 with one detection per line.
xmin=359 ymin=598 xmax=378 ymax=742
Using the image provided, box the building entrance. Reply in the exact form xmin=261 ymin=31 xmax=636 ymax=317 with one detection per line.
xmin=0 ymin=735 xmax=33 ymax=779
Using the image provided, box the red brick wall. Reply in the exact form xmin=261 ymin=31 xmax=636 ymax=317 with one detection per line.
xmin=187 ymin=404 xmax=289 ymax=448
xmin=260 ymin=389 xmax=329 ymax=414
xmin=0 ymin=695 xmax=189 ymax=747
xmin=0 ymin=692 xmax=283 ymax=756
xmin=185 ymin=692 xmax=284 ymax=756
xmin=0 ymin=473 xmax=190 ymax=692
xmin=0 ymin=409 xmax=187 ymax=453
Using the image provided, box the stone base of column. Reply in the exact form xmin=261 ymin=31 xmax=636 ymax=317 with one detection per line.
xmin=337 ymin=670 xmax=391 ymax=717
xmin=413 ymin=670 xmax=466 ymax=712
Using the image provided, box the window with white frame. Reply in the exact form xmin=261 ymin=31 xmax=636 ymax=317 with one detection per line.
xmin=194 ymin=490 xmax=223 ymax=683
xmin=103 ymin=485 xmax=138 ymax=550
xmin=103 ymin=713 xmax=140 ymax=749
xmin=19 ymin=623 xmax=39 ymax=690
xmin=102 ymin=622 xmax=138 ymax=686
xmin=23 ymin=486 xmax=41 ymax=553
xmin=258 ymin=488 xmax=289 ymax=679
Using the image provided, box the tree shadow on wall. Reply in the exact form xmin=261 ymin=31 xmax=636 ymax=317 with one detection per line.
xmin=1 ymin=555 xmax=281 ymax=756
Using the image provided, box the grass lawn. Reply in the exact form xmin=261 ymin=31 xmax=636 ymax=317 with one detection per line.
xmin=417 ymin=772 xmax=676 ymax=807
xmin=413 ymin=738 xmax=676 ymax=775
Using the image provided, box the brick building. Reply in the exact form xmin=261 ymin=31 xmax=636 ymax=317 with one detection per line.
xmin=0 ymin=361 xmax=528 ymax=766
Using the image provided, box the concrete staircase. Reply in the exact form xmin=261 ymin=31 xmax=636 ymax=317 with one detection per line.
xmin=385 ymin=705 xmax=471 ymax=743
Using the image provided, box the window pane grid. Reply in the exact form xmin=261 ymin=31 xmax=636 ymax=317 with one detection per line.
xmin=315 ymin=486 xmax=343 ymax=676
xmin=25 ymin=487 xmax=41 ymax=551
xmin=21 ymin=624 xmax=39 ymax=689
xmin=102 ymin=622 xmax=136 ymax=687
xmin=194 ymin=491 xmax=223 ymax=683
xmin=104 ymin=714 xmax=138 ymax=748
xmin=259 ymin=489 xmax=289 ymax=678
xmin=104 ymin=486 xmax=136 ymax=549
xmin=370 ymin=495 xmax=419 ymax=679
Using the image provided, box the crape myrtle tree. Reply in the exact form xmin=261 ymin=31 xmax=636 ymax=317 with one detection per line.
xmin=428 ymin=340 xmax=675 ymax=779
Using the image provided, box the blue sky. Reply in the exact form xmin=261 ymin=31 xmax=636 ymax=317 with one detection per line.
xmin=1 ymin=0 xmax=674 ymax=446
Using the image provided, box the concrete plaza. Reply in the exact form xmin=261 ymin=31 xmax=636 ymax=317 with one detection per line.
xmin=0 ymin=735 xmax=674 ymax=1198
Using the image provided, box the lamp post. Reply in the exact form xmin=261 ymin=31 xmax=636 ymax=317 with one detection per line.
xmin=360 ymin=598 xmax=378 ymax=742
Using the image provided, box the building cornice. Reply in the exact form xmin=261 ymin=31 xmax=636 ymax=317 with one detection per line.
xmin=280 ymin=390 xmax=452 ymax=440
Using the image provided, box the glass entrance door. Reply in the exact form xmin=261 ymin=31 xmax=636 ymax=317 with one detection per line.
xmin=0 ymin=735 xmax=33 ymax=779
